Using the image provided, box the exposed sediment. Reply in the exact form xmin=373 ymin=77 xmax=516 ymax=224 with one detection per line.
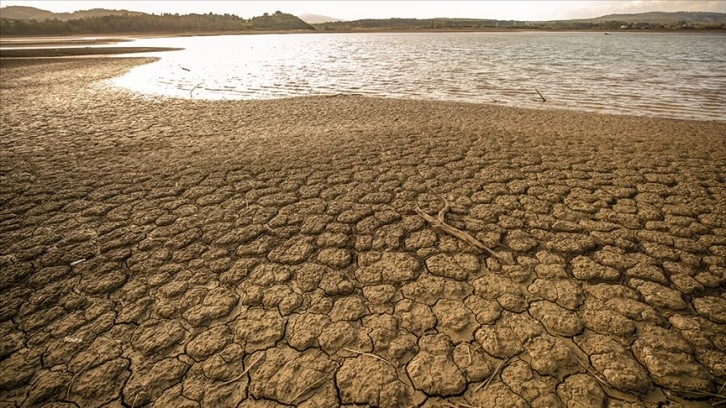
xmin=1 ymin=57 xmax=725 ymax=407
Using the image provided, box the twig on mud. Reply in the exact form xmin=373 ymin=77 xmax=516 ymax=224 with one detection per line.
xmin=130 ymin=393 xmax=139 ymax=408
xmin=221 ymin=352 xmax=264 ymax=385
xmin=473 ymin=355 xmax=512 ymax=392
xmin=467 ymin=344 xmax=472 ymax=365
xmin=444 ymin=403 xmax=480 ymax=408
xmin=342 ymin=348 xmax=396 ymax=368
xmin=682 ymin=389 xmax=726 ymax=400
xmin=69 ymin=258 xmax=86 ymax=267
xmin=415 ymin=204 xmax=500 ymax=259
xmin=66 ymin=355 xmax=98 ymax=399
xmin=287 ymin=372 xmax=330 ymax=405
xmin=190 ymin=82 xmax=202 ymax=98
xmin=573 ymin=354 xmax=612 ymax=388
xmin=535 ymin=88 xmax=546 ymax=102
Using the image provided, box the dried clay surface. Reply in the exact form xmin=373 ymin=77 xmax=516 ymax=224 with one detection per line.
xmin=1 ymin=57 xmax=725 ymax=407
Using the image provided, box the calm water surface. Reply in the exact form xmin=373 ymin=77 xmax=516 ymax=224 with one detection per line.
xmin=112 ymin=32 xmax=726 ymax=121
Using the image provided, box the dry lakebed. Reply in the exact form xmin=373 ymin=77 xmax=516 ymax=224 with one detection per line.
xmin=0 ymin=55 xmax=725 ymax=407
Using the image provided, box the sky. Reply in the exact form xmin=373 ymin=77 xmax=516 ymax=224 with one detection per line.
xmin=2 ymin=0 xmax=725 ymax=21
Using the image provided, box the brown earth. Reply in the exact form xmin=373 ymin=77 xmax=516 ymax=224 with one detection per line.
xmin=0 ymin=38 xmax=134 ymax=48
xmin=0 ymin=57 xmax=725 ymax=407
xmin=0 ymin=47 xmax=181 ymax=58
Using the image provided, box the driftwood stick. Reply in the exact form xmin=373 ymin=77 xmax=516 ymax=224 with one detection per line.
xmin=342 ymin=348 xmax=396 ymax=368
xmin=535 ymin=88 xmax=546 ymax=102
xmin=474 ymin=355 xmax=512 ymax=392
xmin=190 ymin=82 xmax=202 ymax=98
xmin=415 ymin=205 xmax=500 ymax=259
xmin=221 ymin=352 xmax=264 ymax=385
xmin=287 ymin=373 xmax=329 ymax=405
xmin=66 ymin=355 xmax=98 ymax=399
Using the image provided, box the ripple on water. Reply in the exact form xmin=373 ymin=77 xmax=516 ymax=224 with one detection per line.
xmin=112 ymin=32 xmax=726 ymax=121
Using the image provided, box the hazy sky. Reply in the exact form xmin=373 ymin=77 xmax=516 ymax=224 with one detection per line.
xmin=3 ymin=0 xmax=725 ymax=21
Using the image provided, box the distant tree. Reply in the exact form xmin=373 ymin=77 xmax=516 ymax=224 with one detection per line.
xmin=0 ymin=11 xmax=313 ymax=35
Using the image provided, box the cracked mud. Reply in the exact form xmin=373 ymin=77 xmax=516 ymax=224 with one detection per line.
xmin=1 ymin=57 xmax=725 ymax=407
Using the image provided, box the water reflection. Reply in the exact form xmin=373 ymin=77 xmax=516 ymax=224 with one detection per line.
xmin=112 ymin=32 xmax=726 ymax=121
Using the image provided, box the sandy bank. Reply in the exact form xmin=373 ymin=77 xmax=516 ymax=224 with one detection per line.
xmin=1 ymin=57 xmax=725 ymax=407
xmin=0 ymin=46 xmax=180 ymax=58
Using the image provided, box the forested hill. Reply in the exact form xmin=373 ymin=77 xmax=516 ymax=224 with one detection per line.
xmin=0 ymin=9 xmax=314 ymax=35
xmin=315 ymin=11 xmax=726 ymax=31
xmin=0 ymin=6 xmax=146 ymax=21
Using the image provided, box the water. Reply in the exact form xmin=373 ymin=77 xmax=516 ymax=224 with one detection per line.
xmin=112 ymin=32 xmax=726 ymax=121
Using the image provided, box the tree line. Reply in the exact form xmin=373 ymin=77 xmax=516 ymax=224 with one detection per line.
xmin=314 ymin=17 xmax=725 ymax=31
xmin=0 ymin=11 xmax=313 ymax=36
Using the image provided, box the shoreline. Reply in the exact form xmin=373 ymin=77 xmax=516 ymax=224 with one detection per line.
xmin=0 ymin=47 xmax=181 ymax=58
xmin=1 ymin=57 xmax=725 ymax=407
xmin=1 ymin=27 xmax=723 ymax=47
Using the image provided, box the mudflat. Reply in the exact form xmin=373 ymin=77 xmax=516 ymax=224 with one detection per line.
xmin=1 ymin=57 xmax=725 ymax=407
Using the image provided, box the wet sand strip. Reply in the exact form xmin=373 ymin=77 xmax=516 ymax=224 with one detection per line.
xmin=0 ymin=47 xmax=181 ymax=58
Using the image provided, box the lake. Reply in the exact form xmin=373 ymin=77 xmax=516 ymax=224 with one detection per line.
xmin=112 ymin=32 xmax=726 ymax=121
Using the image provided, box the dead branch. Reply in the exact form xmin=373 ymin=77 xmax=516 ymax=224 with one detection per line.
xmin=342 ymin=348 xmax=396 ymax=368
xmin=221 ymin=352 xmax=264 ymax=385
xmin=473 ymin=355 xmax=512 ymax=392
xmin=415 ymin=204 xmax=500 ymax=259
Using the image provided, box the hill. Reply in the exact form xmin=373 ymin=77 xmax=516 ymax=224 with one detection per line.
xmin=0 ymin=9 xmax=314 ymax=35
xmin=314 ymin=11 xmax=726 ymax=31
xmin=298 ymin=13 xmax=343 ymax=24
xmin=0 ymin=6 xmax=146 ymax=21
xmin=589 ymin=11 xmax=726 ymax=24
